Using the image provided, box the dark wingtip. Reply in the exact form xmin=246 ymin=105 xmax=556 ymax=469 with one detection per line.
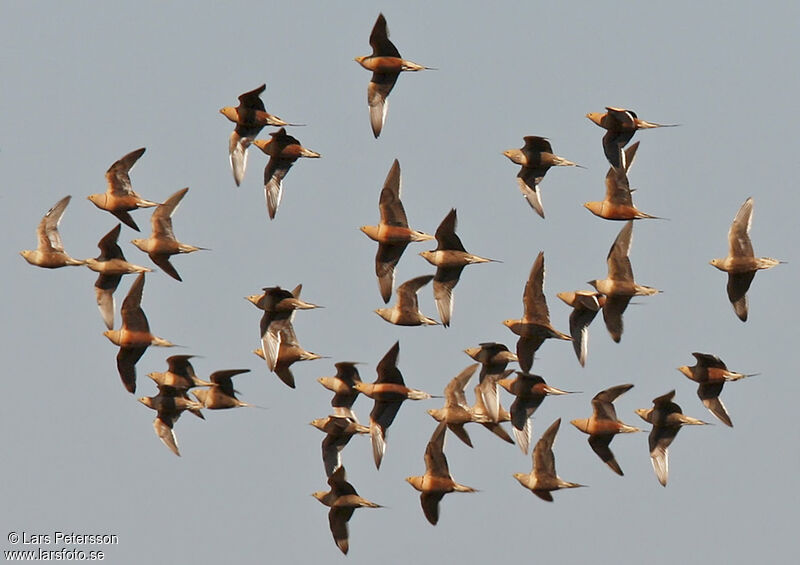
xmin=122 ymin=377 xmax=136 ymax=394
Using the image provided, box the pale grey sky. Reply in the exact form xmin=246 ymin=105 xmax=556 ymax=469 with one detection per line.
xmin=2 ymin=2 xmax=798 ymax=564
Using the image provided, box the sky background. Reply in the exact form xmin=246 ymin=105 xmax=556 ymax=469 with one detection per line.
xmin=2 ymin=1 xmax=798 ymax=563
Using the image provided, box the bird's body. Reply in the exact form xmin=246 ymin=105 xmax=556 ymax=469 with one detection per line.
xmin=709 ymin=197 xmax=782 ymax=321
xmin=557 ymin=290 xmax=605 ymax=367
xmin=103 ymin=273 xmax=174 ymax=393
xmin=464 ymin=342 xmax=518 ymax=424
xmin=503 ymin=136 xmax=582 ymax=218
xmin=635 ymin=390 xmax=709 ymax=486
xmin=191 ymin=369 xmax=252 ymax=410
xmin=138 ymin=392 xmax=202 ymax=456
xmin=584 ymin=142 xmax=661 ymax=221
xmin=419 ymin=208 xmax=497 ymax=326
xmin=355 ymin=13 xmax=433 ymax=137
xmin=570 ymin=384 xmax=640 ymax=475
xmin=374 ymin=274 xmax=438 ymax=326
xmin=361 ymin=159 xmax=433 ymax=303
xmin=318 ymin=362 xmax=363 ymax=419
xmin=586 ymin=107 xmax=676 ymax=169
xmin=311 ymin=415 xmax=370 ymax=477
xmin=20 ymin=195 xmax=85 ymax=268
xmin=253 ymin=326 xmax=323 ymax=389
xmin=220 ymin=84 xmax=299 ymax=186
xmin=85 ymin=223 xmax=151 ymax=329
xmin=588 ymin=221 xmax=660 ymax=342
xmin=353 ymin=342 xmax=432 ymax=468
xmin=406 ymin=422 xmax=476 ymax=525
xmin=312 ymin=466 xmax=381 ymax=555
xmin=251 ymin=128 xmax=320 ymax=220
xmin=513 ymin=419 xmax=584 ymax=501
xmin=147 ymin=355 xmax=214 ymax=391
xmin=130 ymin=187 xmax=206 ymax=282
xmin=498 ymin=371 xmax=573 ymax=454
xmin=503 ymin=252 xmax=571 ymax=372
xmin=427 ymin=364 xmax=481 ymax=447
xmin=677 ymin=353 xmax=756 ymax=427
xmin=87 ymin=148 xmax=158 ymax=231
xmin=253 ymin=285 xmax=320 ymax=373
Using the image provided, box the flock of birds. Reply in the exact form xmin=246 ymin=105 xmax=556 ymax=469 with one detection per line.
xmin=19 ymin=13 xmax=784 ymax=556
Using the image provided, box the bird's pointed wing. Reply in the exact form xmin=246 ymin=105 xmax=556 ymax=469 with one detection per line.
xmin=433 ymin=267 xmax=463 ymax=327
xmin=621 ymin=141 xmax=640 ymax=173
xmin=475 ymin=376 xmax=501 ymax=422
xmin=444 ymin=364 xmax=477 ymax=408
xmin=165 ymin=355 xmax=196 ymax=380
xmin=96 ymin=224 xmax=124 ymax=260
xmin=727 ymin=272 xmax=755 ymax=321
xmin=106 ymin=147 xmax=145 ymax=196
xmin=117 ymin=346 xmax=147 ymax=393
xmin=151 ymin=187 xmax=189 ymax=239
xmin=259 ymin=318 xmax=287 ymax=372
xmin=321 ymin=433 xmax=346 ymax=477
xmin=651 ymin=390 xmax=677 ymax=407
xmin=532 ymin=418 xmax=561 ymax=480
xmin=95 ymin=280 xmax=119 ymax=330
xmin=569 ymin=306 xmax=600 ymax=366
xmin=482 ymin=421 xmax=514 ymax=444
xmin=153 ymin=415 xmax=180 ymax=456
xmin=607 ymin=221 xmax=634 ymax=281
xmin=378 ymin=159 xmax=408 ymax=226
xmin=592 ymin=384 xmax=634 ymax=420
xmin=605 ymin=165 xmax=634 ymax=206
xmin=274 ymin=366 xmax=296 ymax=389
xmin=335 ymin=362 xmax=361 ymax=386
xmin=605 ymin=107 xmax=637 ymax=125
xmin=522 ymin=252 xmax=550 ymax=323
xmin=209 ymin=369 xmax=250 ymax=397
xmin=691 ymin=352 xmax=727 ymax=370
xmin=588 ymin=435 xmax=622 ymax=476
xmin=327 ymin=465 xmax=350 ymax=493
xmin=329 ymin=507 xmax=353 ymax=555
xmin=120 ymin=273 xmax=149 ymax=332
xmin=728 ymin=197 xmax=754 ymax=258
xmin=375 ymin=341 xmax=403 ymax=385
xmin=369 ymin=13 xmax=401 ymax=57
xmin=395 ymin=274 xmax=433 ymax=311
xmin=368 ymin=77 xmax=396 ymax=138
xmin=511 ymin=399 xmax=532 ymax=454
xmin=522 ymin=136 xmax=553 ymax=153
xmin=229 ymin=132 xmax=249 ymax=187
xmin=370 ymin=401 xmax=401 ymax=469
xmin=517 ymin=173 xmax=546 ymax=218
xmin=513 ymin=417 xmax=532 ymax=455
xmin=434 ymin=208 xmax=466 ymax=251
xmin=649 ymin=426 xmax=679 ymax=486
xmin=237 ymin=84 xmax=267 ymax=112
xmin=38 ymin=195 xmax=71 ymax=252
xmin=424 ymin=422 xmax=451 ymax=478
xmin=601 ymin=130 xmax=634 ymax=169
xmin=264 ymin=158 xmax=293 ymax=220
xmin=420 ymin=492 xmax=445 ymax=525
xmin=151 ymin=254 xmax=182 ymax=282
xmin=698 ymin=382 xmax=731 ymax=426
xmin=111 ymin=210 xmax=141 ymax=232
xmin=375 ymin=242 xmax=408 ymax=303
xmin=448 ymin=424 xmax=473 ymax=448
xmin=516 ymin=336 xmax=545 ymax=373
